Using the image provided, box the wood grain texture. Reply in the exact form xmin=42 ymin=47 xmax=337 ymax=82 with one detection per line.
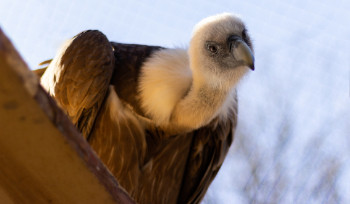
xmin=0 ymin=28 xmax=135 ymax=204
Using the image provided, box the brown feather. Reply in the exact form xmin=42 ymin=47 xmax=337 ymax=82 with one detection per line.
xmin=40 ymin=30 xmax=114 ymax=139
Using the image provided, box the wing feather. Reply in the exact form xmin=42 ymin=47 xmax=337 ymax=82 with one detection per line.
xmin=178 ymin=94 xmax=237 ymax=204
xmin=40 ymin=30 xmax=114 ymax=138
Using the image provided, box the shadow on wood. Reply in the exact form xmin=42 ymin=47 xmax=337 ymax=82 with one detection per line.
xmin=0 ymin=28 xmax=135 ymax=204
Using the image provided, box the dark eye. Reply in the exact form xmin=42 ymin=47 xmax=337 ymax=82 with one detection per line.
xmin=207 ymin=44 xmax=218 ymax=54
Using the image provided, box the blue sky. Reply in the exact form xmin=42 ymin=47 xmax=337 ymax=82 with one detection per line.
xmin=1 ymin=0 xmax=349 ymax=203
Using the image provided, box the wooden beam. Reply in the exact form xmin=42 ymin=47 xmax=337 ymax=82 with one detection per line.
xmin=0 ymin=28 xmax=135 ymax=204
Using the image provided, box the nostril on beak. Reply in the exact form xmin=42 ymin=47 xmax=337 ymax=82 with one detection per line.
xmin=227 ymin=35 xmax=241 ymax=43
xmin=228 ymin=35 xmax=242 ymax=52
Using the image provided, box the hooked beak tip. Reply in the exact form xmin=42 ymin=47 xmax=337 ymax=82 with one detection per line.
xmin=249 ymin=64 xmax=255 ymax=71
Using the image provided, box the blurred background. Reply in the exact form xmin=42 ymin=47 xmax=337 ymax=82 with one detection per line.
xmin=1 ymin=0 xmax=349 ymax=203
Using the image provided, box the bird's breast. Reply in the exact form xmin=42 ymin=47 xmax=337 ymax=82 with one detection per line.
xmin=88 ymin=87 xmax=193 ymax=204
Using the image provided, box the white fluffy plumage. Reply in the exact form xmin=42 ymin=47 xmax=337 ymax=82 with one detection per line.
xmin=138 ymin=49 xmax=192 ymax=126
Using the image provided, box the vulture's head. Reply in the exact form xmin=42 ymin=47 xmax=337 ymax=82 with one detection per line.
xmin=189 ymin=13 xmax=254 ymax=89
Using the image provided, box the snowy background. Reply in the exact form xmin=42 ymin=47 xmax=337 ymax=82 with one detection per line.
xmin=1 ymin=0 xmax=349 ymax=203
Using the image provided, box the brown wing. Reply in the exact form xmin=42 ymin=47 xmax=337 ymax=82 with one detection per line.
xmin=178 ymin=96 xmax=238 ymax=204
xmin=40 ymin=30 xmax=114 ymax=139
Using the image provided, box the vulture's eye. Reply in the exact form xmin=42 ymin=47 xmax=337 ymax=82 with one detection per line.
xmin=206 ymin=43 xmax=218 ymax=54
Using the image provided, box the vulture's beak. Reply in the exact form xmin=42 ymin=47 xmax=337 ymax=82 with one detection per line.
xmin=228 ymin=35 xmax=255 ymax=71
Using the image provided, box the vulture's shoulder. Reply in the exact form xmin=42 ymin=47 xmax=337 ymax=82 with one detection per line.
xmin=109 ymin=42 xmax=164 ymax=117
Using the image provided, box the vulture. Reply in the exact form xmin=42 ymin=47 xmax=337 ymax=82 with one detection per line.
xmin=38 ymin=13 xmax=254 ymax=204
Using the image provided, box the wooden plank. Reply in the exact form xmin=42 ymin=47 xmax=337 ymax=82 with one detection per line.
xmin=0 ymin=28 xmax=135 ymax=204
